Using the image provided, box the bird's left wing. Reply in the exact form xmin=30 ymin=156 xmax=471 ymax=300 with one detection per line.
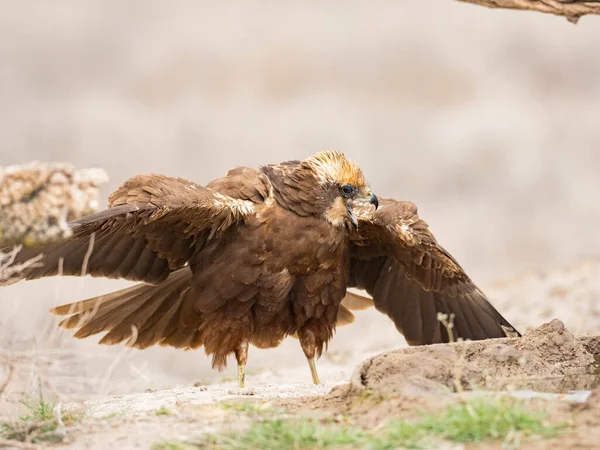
xmin=347 ymin=198 xmax=519 ymax=345
xmin=1 ymin=174 xmax=254 ymax=285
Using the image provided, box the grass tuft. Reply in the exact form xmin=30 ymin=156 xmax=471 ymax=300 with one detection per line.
xmin=204 ymin=418 xmax=367 ymax=450
xmin=0 ymin=392 xmax=80 ymax=444
xmin=351 ymin=388 xmax=388 ymax=407
xmin=98 ymin=411 xmax=125 ymax=421
xmin=219 ymin=401 xmax=277 ymax=415
xmin=186 ymin=396 xmax=567 ymax=450
xmin=155 ymin=406 xmax=174 ymax=416
xmin=151 ymin=441 xmax=197 ymax=450
xmin=19 ymin=396 xmax=56 ymax=423
xmin=409 ymin=396 xmax=566 ymax=444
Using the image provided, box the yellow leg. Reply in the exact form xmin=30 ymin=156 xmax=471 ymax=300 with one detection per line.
xmin=235 ymin=341 xmax=249 ymax=389
xmin=298 ymin=328 xmax=321 ymax=385
xmin=307 ymin=357 xmax=320 ymax=385
xmin=237 ymin=364 xmax=246 ymax=388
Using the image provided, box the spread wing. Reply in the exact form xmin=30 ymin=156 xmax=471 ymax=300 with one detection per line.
xmin=1 ymin=174 xmax=254 ymax=285
xmin=348 ymin=198 xmax=519 ymax=345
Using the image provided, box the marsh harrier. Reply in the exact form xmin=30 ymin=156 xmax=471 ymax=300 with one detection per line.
xmin=2 ymin=151 xmax=519 ymax=387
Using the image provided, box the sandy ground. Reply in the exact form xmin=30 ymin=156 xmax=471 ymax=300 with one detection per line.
xmin=2 ymin=261 xmax=600 ymax=449
xmin=3 ymin=318 xmax=598 ymax=449
xmin=3 ymin=259 xmax=600 ymax=409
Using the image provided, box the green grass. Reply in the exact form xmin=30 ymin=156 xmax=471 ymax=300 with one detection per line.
xmin=155 ymin=406 xmax=174 ymax=416
xmin=0 ymin=393 xmax=80 ymax=444
xmin=203 ymin=418 xmax=368 ymax=450
xmin=188 ymin=396 xmax=567 ymax=449
xmin=219 ymin=401 xmax=277 ymax=415
xmin=351 ymin=388 xmax=388 ymax=407
xmin=19 ymin=395 xmax=57 ymax=423
xmin=98 ymin=411 xmax=125 ymax=421
xmin=151 ymin=441 xmax=197 ymax=450
xmin=406 ymin=396 xmax=565 ymax=444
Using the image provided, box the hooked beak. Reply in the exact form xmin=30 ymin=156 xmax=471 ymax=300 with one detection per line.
xmin=370 ymin=193 xmax=379 ymax=210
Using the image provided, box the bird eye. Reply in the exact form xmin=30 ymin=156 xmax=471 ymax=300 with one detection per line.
xmin=340 ymin=184 xmax=355 ymax=197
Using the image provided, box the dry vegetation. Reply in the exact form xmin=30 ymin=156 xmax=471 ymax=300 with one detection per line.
xmin=0 ymin=162 xmax=108 ymax=249
xmin=0 ymin=248 xmax=41 ymax=287
xmin=0 ymin=163 xmax=111 ymax=447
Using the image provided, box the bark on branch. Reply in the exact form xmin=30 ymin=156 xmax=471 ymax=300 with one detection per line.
xmin=458 ymin=0 xmax=600 ymax=23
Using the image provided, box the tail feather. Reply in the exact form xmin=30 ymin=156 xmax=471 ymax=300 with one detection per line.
xmin=55 ymin=285 xmax=148 ymax=331
xmin=50 ymin=268 xmax=201 ymax=349
xmin=333 ymin=289 xmax=375 ymax=328
xmin=92 ymin=294 xmax=165 ymax=344
xmin=341 ymin=290 xmax=374 ymax=311
xmin=159 ymin=288 xmax=202 ymax=349
xmin=335 ymin=305 xmax=356 ymax=326
xmin=51 ymin=287 xmax=136 ymax=316
xmin=57 ymin=297 xmax=130 ymax=331
xmin=135 ymin=293 xmax=187 ymax=349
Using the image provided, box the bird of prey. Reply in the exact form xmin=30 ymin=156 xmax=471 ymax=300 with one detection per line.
xmin=2 ymin=151 xmax=519 ymax=387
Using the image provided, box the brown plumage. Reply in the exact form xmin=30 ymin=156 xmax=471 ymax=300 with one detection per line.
xmin=2 ymin=151 xmax=519 ymax=386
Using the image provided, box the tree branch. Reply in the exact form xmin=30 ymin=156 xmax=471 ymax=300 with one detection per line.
xmin=457 ymin=0 xmax=600 ymax=23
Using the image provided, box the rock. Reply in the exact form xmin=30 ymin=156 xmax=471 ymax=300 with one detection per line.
xmin=349 ymin=320 xmax=597 ymax=398
xmin=0 ymin=161 xmax=108 ymax=248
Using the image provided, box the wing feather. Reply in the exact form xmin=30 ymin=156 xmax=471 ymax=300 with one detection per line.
xmin=349 ymin=198 xmax=519 ymax=344
xmin=2 ymin=174 xmax=253 ymax=285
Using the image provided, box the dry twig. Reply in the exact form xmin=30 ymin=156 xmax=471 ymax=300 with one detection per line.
xmin=458 ymin=0 xmax=600 ymax=23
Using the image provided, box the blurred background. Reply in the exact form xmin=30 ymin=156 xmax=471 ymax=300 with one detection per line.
xmin=1 ymin=0 xmax=600 ymax=408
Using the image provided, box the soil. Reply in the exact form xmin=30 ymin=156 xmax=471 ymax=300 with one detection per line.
xmin=2 ymin=262 xmax=600 ymax=449
xmin=3 ymin=260 xmax=600 ymax=449
xmin=351 ymin=319 xmax=598 ymax=397
xmin=3 ymin=320 xmax=596 ymax=449
xmin=315 ymin=319 xmax=600 ymax=431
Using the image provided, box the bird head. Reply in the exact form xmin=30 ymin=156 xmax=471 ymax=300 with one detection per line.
xmin=304 ymin=150 xmax=378 ymax=228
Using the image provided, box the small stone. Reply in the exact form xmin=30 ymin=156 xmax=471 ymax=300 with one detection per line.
xmin=227 ymin=388 xmax=256 ymax=396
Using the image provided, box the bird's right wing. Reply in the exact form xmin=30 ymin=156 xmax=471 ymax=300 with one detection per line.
xmin=1 ymin=174 xmax=255 ymax=285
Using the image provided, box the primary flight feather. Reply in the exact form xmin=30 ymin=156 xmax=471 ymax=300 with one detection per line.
xmin=1 ymin=151 xmax=519 ymax=387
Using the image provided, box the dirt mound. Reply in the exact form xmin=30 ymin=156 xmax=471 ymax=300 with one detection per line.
xmin=302 ymin=320 xmax=600 ymax=429
xmin=347 ymin=319 xmax=598 ymax=399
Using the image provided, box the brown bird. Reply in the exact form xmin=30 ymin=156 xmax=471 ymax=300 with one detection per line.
xmin=2 ymin=151 xmax=519 ymax=387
